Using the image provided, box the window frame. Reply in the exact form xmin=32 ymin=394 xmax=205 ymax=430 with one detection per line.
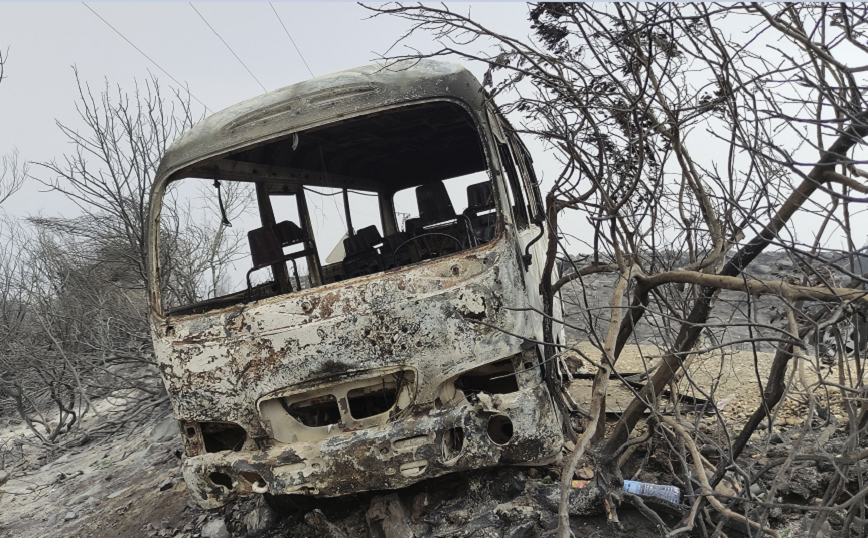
xmin=154 ymin=98 xmax=503 ymax=318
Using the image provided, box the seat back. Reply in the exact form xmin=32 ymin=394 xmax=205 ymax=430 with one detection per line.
xmin=381 ymin=232 xmax=415 ymax=268
xmin=465 ymin=181 xmax=495 ymax=215
xmin=344 ymin=225 xmax=382 ymax=257
xmin=343 ymin=225 xmax=384 ymax=278
xmin=464 ymin=182 xmax=497 ymax=244
xmin=416 ymin=181 xmax=456 ymax=227
xmin=273 ymin=220 xmax=309 ymax=247
xmin=248 ymin=226 xmax=284 ymax=269
xmin=404 ymin=218 xmax=422 ymax=234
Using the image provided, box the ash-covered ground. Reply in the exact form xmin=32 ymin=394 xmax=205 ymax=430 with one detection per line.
xmin=1 ymin=251 xmax=865 ymax=537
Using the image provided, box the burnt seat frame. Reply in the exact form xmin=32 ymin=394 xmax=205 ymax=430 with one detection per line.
xmin=246 ymin=220 xmax=316 ymax=298
xmin=408 ymin=181 xmax=477 ymax=262
xmin=342 ymin=226 xmax=386 ymax=279
xmin=463 ymin=181 xmax=497 ymax=245
xmin=342 ymin=226 xmax=419 ymax=277
xmin=380 ymin=231 xmax=416 ymax=268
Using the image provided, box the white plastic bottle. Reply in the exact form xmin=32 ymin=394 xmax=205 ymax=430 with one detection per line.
xmin=622 ymin=480 xmax=680 ymax=504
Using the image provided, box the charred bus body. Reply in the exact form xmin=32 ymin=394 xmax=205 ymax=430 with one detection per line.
xmin=147 ymin=60 xmax=565 ymax=509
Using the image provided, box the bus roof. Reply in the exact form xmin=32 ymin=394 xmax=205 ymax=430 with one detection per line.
xmin=156 ymin=59 xmax=486 ymax=183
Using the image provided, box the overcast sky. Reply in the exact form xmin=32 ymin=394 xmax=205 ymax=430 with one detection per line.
xmin=3 ymin=3 xmax=855 ymax=263
xmin=0 ymin=3 xmax=561 ymax=220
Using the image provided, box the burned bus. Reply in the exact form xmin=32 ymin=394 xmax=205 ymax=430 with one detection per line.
xmin=146 ymin=60 xmax=565 ymax=509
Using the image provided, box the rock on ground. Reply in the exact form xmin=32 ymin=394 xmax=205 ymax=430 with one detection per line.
xmin=366 ymin=494 xmax=413 ymax=538
xmin=245 ymin=499 xmax=279 ymax=536
xmin=150 ymin=416 xmax=179 ymax=443
xmin=201 ymin=518 xmax=231 ymax=538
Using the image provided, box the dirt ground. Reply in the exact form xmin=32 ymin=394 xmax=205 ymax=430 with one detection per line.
xmin=566 ymin=341 xmax=854 ymax=427
xmin=0 ymin=412 xmax=682 ymax=538
xmin=0 ymin=397 xmax=214 ymax=538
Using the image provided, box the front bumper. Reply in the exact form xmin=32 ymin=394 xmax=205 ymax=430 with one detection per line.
xmin=182 ymin=383 xmax=563 ymax=508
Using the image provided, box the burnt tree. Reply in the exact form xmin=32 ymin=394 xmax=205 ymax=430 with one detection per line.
xmin=371 ymin=3 xmax=868 ymax=537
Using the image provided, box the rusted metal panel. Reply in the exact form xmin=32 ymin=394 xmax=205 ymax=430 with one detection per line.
xmin=155 ymin=230 xmax=532 ymax=436
xmin=182 ymin=384 xmax=561 ymax=508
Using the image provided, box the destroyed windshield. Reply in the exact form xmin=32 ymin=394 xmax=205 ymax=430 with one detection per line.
xmin=157 ymin=101 xmax=499 ymax=315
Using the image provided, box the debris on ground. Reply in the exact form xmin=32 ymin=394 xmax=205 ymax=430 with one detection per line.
xmin=1 ymin=340 xmax=863 ymax=537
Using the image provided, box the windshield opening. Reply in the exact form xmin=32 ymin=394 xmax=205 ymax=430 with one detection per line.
xmin=159 ymin=101 xmax=496 ymax=316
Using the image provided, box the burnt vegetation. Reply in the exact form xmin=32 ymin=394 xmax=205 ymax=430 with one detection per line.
xmin=0 ymin=56 xmax=245 ymax=465
xmin=368 ymin=2 xmax=868 ymax=537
